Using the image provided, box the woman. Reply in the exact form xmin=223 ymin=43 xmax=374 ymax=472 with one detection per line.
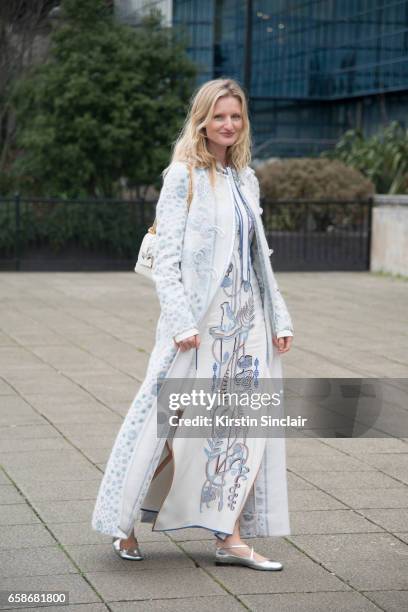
xmin=92 ymin=78 xmax=293 ymax=571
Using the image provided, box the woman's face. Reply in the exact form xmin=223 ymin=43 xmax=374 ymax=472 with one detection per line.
xmin=204 ymin=95 xmax=243 ymax=148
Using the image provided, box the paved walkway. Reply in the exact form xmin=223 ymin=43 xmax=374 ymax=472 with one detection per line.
xmin=0 ymin=271 xmax=407 ymax=611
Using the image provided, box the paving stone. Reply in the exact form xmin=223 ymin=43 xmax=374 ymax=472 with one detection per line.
xmin=288 ymin=488 xmax=347 ymax=511
xmin=286 ymin=439 xmax=347 ymax=456
xmin=109 ymin=596 xmax=246 ymax=611
xmin=46 ymin=522 xmax=110 ymax=546
xmin=0 ymin=524 xmax=56 ymax=549
xmin=64 ymin=434 xmax=116 ymax=450
xmin=0 ymin=471 xmax=10 ymax=485
xmin=359 ymin=452 xmax=408 ymax=471
xmin=0 ymin=408 xmax=44 ymax=427
xmin=66 ymin=540 xmax=195 ymax=573
xmin=0 ymin=485 xmax=25 ymax=504
xmin=0 ymin=400 xmax=41 ymax=422
xmin=394 ymin=532 xmax=408 ymax=544
xmin=287 ymin=472 xmax=315 ymax=490
xmin=82 ymin=384 xmax=136 ymax=405
xmin=7 ymin=377 xmax=82 ymax=395
xmin=0 ymin=545 xmax=77 ymax=578
xmin=362 ymin=590 xmax=408 ymax=612
xmin=1 ymin=271 xmax=407 ymax=606
xmin=292 ymin=470 xmax=404 ymax=492
xmin=325 ymin=438 xmax=408 ymax=454
xmin=327 ymin=487 xmax=408 ymax=509
xmin=0 ymin=503 xmax=41 ymax=525
xmin=0 ymin=437 xmax=70 ymax=453
xmin=288 ymin=532 xmax=408 ymax=562
xmin=36 ymin=410 xmax=119 ymax=426
xmin=67 ymin=372 xmax=137 ymax=387
xmin=0 ymin=424 xmax=61 ymax=440
xmin=31 ymin=500 xmax=95 ymax=524
xmin=29 ymin=345 xmax=115 ymax=370
xmin=323 ymin=558 xmax=408 ymax=590
xmin=289 ymin=509 xmax=385 ymax=534
xmin=18 ymin=480 xmax=100 ymax=503
xmin=6 ymin=331 xmax=69 ymax=346
xmin=56 ymin=423 xmax=121 ymax=439
xmin=47 ymin=521 xmax=167 ymax=546
xmin=134 ymin=522 xmax=170 ymax=543
xmin=357 ymin=508 xmax=408 ymax=532
xmin=208 ymin=559 xmax=349 ymax=595
xmin=82 ymin=448 xmax=113 ymax=463
xmin=6 ymin=465 xmax=101 ymax=483
xmin=85 ymin=568 xmax=224 ymax=601
xmin=27 ymin=393 xmax=101 ymax=409
xmin=376 ymin=467 xmax=408 ymax=485
xmin=1 ymin=606 xmax=108 ymax=612
xmin=0 ymin=332 xmax=16 ymax=347
xmin=0 ymin=574 xmax=100 ymax=605
xmin=0 ymin=366 xmax=58 ymax=381
xmin=0 ymin=379 xmax=16 ymax=394
xmin=287 ymin=455 xmax=376 ymax=472
xmin=241 ymin=591 xmax=381 ymax=611
xmin=0 ymin=449 xmax=95 ymax=469
xmin=0 ymin=347 xmax=43 ymax=367
xmin=180 ymin=539 xmax=350 ymax=594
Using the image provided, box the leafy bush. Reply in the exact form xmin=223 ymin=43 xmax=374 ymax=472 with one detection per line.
xmin=323 ymin=121 xmax=408 ymax=195
xmin=256 ymin=158 xmax=374 ymax=200
xmin=254 ymin=158 xmax=373 ymax=233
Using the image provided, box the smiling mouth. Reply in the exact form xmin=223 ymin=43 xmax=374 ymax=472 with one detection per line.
xmin=221 ymin=133 xmax=234 ymax=136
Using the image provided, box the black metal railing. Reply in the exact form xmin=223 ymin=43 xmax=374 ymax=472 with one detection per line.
xmin=0 ymin=195 xmax=157 ymax=271
xmin=0 ymin=195 xmax=373 ymax=271
xmin=261 ymin=197 xmax=373 ymax=271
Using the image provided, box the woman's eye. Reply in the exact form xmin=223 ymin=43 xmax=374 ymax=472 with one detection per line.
xmin=214 ymin=115 xmax=241 ymax=119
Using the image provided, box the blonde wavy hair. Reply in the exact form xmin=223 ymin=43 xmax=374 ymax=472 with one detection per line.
xmin=163 ymin=78 xmax=252 ymax=189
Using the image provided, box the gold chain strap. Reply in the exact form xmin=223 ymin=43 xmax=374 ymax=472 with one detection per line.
xmin=149 ymin=164 xmax=193 ymax=234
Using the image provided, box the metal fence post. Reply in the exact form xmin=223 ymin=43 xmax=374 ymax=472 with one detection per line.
xmin=366 ymin=197 xmax=373 ymax=271
xmin=14 ymin=192 xmax=21 ymax=271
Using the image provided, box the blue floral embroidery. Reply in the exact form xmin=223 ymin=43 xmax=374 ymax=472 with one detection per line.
xmin=200 ymin=176 xmax=261 ymax=515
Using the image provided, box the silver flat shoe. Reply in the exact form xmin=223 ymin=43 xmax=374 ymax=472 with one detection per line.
xmin=112 ymin=537 xmax=144 ymax=560
xmin=215 ymin=543 xmax=283 ymax=571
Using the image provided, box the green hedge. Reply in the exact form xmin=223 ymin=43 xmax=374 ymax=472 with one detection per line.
xmin=0 ymin=199 xmax=155 ymax=257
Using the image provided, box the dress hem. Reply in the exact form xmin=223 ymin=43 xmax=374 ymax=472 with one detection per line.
xmin=140 ymin=507 xmax=232 ymax=540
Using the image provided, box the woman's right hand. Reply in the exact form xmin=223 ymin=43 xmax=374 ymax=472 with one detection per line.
xmin=175 ymin=334 xmax=201 ymax=352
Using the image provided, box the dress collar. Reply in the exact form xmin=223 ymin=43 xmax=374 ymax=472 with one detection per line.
xmin=215 ymin=161 xmax=246 ymax=186
xmin=215 ymin=160 xmax=228 ymax=174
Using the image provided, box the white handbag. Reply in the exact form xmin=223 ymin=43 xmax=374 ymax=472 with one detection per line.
xmin=134 ymin=228 xmax=157 ymax=279
xmin=134 ymin=164 xmax=193 ymax=281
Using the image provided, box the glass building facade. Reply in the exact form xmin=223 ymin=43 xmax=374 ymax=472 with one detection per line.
xmin=116 ymin=0 xmax=408 ymax=158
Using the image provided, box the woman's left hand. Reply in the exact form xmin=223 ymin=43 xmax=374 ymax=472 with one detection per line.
xmin=273 ymin=336 xmax=292 ymax=353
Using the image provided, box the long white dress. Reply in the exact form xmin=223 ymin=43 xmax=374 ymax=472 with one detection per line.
xmin=140 ymin=164 xmax=271 ymax=540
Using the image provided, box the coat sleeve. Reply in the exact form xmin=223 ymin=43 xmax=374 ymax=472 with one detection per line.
xmin=174 ymin=327 xmax=200 ymax=343
xmin=152 ymin=161 xmax=199 ymax=340
xmin=248 ymin=168 xmax=294 ymax=338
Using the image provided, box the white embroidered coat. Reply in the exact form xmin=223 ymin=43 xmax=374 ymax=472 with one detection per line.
xmin=91 ymin=161 xmax=294 ymax=539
